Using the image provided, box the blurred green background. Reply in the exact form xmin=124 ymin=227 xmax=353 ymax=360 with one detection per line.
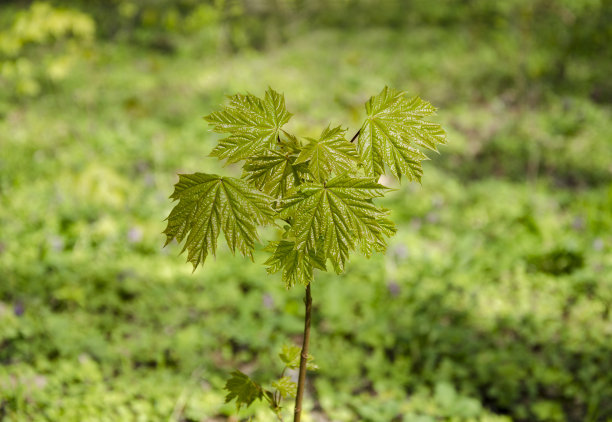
xmin=1 ymin=1 xmax=611 ymax=421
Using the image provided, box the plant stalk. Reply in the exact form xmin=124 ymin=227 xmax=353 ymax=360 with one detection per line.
xmin=293 ymin=283 xmax=312 ymax=422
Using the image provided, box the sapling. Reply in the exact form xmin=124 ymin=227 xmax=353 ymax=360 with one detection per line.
xmin=163 ymin=87 xmax=447 ymax=421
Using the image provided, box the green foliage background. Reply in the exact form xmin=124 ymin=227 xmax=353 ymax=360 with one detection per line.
xmin=1 ymin=1 xmax=611 ymax=421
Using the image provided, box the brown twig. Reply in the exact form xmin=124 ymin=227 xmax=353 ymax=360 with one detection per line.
xmin=293 ymin=283 xmax=312 ymax=422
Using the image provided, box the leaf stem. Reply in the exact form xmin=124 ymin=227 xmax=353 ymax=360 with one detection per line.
xmin=293 ymin=283 xmax=312 ymax=422
xmin=273 ymin=366 xmax=287 ymax=412
xmin=349 ymin=129 xmax=361 ymax=143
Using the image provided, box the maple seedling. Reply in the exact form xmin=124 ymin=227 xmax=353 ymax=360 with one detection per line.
xmin=164 ymin=87 xmax=447 ymax=421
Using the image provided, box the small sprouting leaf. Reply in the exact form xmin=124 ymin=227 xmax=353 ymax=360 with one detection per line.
xmin=280 ymin=174 xmax=396 ymax=273
xmin=163 ymin=173 xmax=275 ymax=269
xmin=357 ymin=86 xmax=447 ymax=182
xmin=279 ymin=344 xmax=301 ymax=369
xmin=206 ymin=88 xmax=292 ymax=163
xmin=264 ymin=240 xmax=326 ymax=287
xmin=295 ymin=125 xmax=358 ymax=181
xmin=243 ymin=150 xmax=306 ymax=200
xmin=272 ymin=377 xmax=297 ymax=399
xmin=279 ymin=345 xmax=318 ymax=371
xmin=224 ymin=370 xmax=263 ymax=411
xmin=306 ymin=358 xmax=319 ymax=371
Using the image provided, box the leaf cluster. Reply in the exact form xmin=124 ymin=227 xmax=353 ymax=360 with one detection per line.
xmin=164 ymin=87 xmax=446 ymax=286
xmin=223 ymin=346 xmax=317 ymax=418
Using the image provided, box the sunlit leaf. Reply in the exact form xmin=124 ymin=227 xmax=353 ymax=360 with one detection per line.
xmin=243 ymin=150 xmax=306 ymax=200
xmin=357 ymin=86 xmax=446 ymax=181
xmin=278 ymin=345 xmax=318 ymax=371
xmin=206 ymin=88 xmax=292 ymax=163
xmin=264 ymin=240 xmax=326 ymax=287
xmin=295 ymin=125 xmax=358 ymax=181
xmin=163 ymin=173 xmax=275 ymax=269
xmin=272 ymin=377 xmax=297 ymax=399
xmin=224 ymin=370 xmax=263 ymax=411
xmin=280 ymin=174 xmax=396 ymax=273
xmin=279 ymin=344 xmax=301 ymax=368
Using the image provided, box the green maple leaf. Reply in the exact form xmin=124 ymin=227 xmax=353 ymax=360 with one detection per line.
xmin=272 ymin=377 xmax=297 ymax=399
xmin=206 ymin=88 xmax=292 ymax=163
xmin=163 ymin=173 xmax=275 ymax=269
xmin=264 ymin=240 xmax=326 ymax=287
xmin=243 ymin=150 xmax=306 ymax=200
xmin=224 ymin=370 xmax=263 ymax=411
xmin=280 ymin=174 xmax=396 ymax=273
xmin=357 ymin=86 xmax=447 ymax=181
xmin=278 ymin=345 xmax=301 ymax=368
xmin=295 ymin=125 xmax=358 ymax=181
xmin=278 ymin=345 xmax=318 ymax=371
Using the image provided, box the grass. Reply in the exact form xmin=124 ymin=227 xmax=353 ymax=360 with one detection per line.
xmin=1 ymin=23 xmax=611 ymax=422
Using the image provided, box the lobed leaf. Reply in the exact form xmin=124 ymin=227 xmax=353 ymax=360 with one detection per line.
xmin=280 ymin=174 xmax=396 ymax=273
xmin=205 ymin=88 xmax=292 ymax=163
xmin=243 ymin=150 xmax=306 ymax=200
xmin=279 ymin=344 xmax=301 ymax=368
xmin=272 ymin=377 xmax=297 ymax=399
xmin=163 ymin=173 xmax=275 ymax=270
xmin=357 ymin=86 xmax=447 ymax=182
xmin=278 ymin=345 xmax=318 ymax=371
xmin=295 ymin=125 xmax=358 ymax=181
xmin=224 ymin=370 xmax=263 ymax=411
xmin=264 ymin=240 xmax=326 ymax=287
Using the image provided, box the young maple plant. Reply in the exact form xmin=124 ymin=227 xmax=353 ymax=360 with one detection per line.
xmin=163 ymin=87 xmax=446 ymax=421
